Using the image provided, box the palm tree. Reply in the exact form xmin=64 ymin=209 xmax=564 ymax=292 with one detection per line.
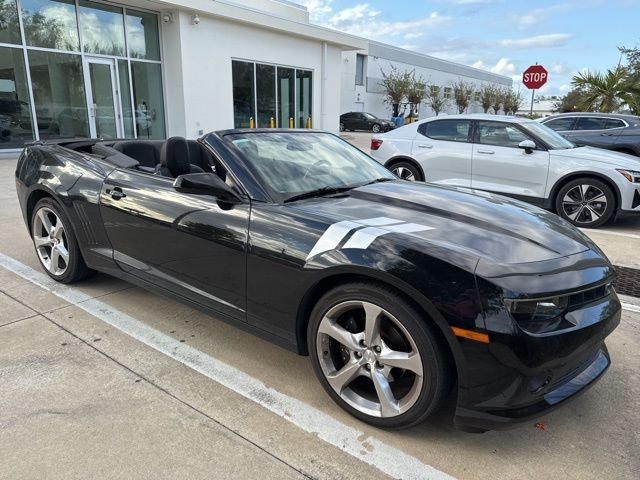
xmin=571 ymin=65 xmax=631 ymax=112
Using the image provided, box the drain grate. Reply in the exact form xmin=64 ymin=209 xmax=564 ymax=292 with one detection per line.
xmin=614 ymin=265 xmax=640 ymax=298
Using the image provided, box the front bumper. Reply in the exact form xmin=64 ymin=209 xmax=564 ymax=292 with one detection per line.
xmin=452 ymin=253 xmax=621 ymax=431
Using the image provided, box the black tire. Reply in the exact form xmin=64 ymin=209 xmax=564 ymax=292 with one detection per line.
xmin=554 ymin=177 xmax=615 ymax=228
xmin=339 ymin=122 xmax=345 ymax=132
xmin=308 ymin=282 xmax=452 ymax=429
xmin=31 ymin=197 xmax=93 ymax=283
xmin=389 ymin=160 xmax=422 ymax=181
xmin=372 ymin=123 xmax=381 ymax=133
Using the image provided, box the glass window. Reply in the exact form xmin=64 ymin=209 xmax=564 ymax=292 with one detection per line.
xmin=28 ymin=50 xmax=89 ymax=139
xmin=523 ymin=121 xmax=575 ymax=150
xmin=0 ymin=0 xmax=21 ymax=44
xmin=575 ymin=117 xmax=607 ymax=130
xmin=296 ymin=69 xmax=312 ymax=128
xmin=232 ymin=60 xmax=255 ymax=128
xmin=277 ymin=67 xmax=294 ymax=128
xmin=478 ymin=121 xmax=530 ymax=148
xmin=543 ymin=117 xmax=575 ymax=131
xmin=421 ymin=119 xmax=470 ymax=142
xmin=0 ymin=47 xmax=35 ymax=148
xmin=130 ymin=61 xmax=165 ymax=139
xmin=224 ymin=131 xmax=394 ymax=199
xmin=117 ymin=59 xmax=134 ymax=137
xmin=126 ymin=9 xmax=160 ymax=61
xmin=355 ymin=54 xmax=364 ymax=86
xmin=444 ymin=87 xmax=452 ymax=99
xmin=605 ymin=118 xmax=625 ymax=129
xmin=79 ymin=1 xmax=126 ymax=56
xmin=21 ymin=0 xmax=80 ymax=51
xmin=256 ymin=63 xmax=275 ymax=128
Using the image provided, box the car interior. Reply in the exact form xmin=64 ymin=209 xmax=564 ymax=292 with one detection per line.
xmin=64 ymin=136 xmax=229 ymax=183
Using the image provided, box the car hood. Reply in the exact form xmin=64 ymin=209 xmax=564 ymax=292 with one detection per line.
xmin=291 ymin=181 xmax=596 ymax=265
xmin=550 ymin=146 xmax=640 ymax=168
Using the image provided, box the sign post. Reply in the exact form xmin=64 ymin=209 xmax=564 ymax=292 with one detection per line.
xmin=522 ymin=64 xmax=548 ymax=116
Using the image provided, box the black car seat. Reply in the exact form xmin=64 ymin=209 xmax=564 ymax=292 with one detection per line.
xmin=155 ymin=136 xmax=205 ymax=178
xmin=112 ymin=140 xmax=163 ymax=169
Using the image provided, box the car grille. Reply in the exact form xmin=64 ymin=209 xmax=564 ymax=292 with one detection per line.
xmin=567 ymin=284 xmax=609 ymax=309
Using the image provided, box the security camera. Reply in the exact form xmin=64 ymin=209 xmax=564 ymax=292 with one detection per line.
xmin=191 ymin=14 xmax=200 ymax=25
xmin=162 ymin=13 xmax=173 ymax=24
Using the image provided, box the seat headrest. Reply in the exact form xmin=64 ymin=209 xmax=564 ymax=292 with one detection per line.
xmin=160 ymin=136 xmax=191 ymax=177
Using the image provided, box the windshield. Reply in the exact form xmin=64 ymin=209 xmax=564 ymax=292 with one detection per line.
xmin=363 ymin=113 xmax=376 ymax=120
xmin=225 ymin=132 xmax=394 ymax=201
xmin=522 ymin=121 xmax=576 ymax=150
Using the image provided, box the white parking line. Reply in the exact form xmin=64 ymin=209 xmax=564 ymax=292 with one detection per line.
xmin=0 ymin=253 xmax=454 ymax=480
xmin=621 ymin=302 xmax=640 ymax=314
xmin=580 ymin=228 xmax=640 ymax=240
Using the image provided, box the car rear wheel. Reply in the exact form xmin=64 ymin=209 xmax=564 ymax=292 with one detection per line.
xmin=390 ymin=161 xmax=422 ymax=182
xmin=31 ymin=198 xmax=93 ymax=283
xmin=308 ymin=282 xmax=451 ymax=429
xmin=372 ymin=123 xmax=381 ymax=133
xmin=555 ymin=178 xmax=615 ymax=228
xmin=339 ymin=122 xmax=345 ymax=132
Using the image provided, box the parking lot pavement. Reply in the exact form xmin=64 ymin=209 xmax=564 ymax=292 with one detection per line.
xmin=1 ymin=157 xmax=640 ymax=480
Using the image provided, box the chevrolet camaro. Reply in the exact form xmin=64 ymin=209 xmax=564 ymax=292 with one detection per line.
xmin=15 ymin=130 xmax=621 ymax=431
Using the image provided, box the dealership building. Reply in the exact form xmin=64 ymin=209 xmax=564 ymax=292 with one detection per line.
xmin=0 ymin=0 xmax=510 ymax=154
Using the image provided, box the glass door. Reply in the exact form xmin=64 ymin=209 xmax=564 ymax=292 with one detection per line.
xmin=84 ymin=57 xmax=122 ymax=139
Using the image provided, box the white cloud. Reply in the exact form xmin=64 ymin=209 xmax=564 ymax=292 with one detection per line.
xmin=300 ymin=0 xmax=334 ymax=22
xmin=499 ymin=33 xmax=573 ymax=49
xmin=329 ymin=4 xmax=380 ymax=24
xmin=328 ymin=11 xmax=451 ymax=40
xmin=404 ymin=32 xmax=424 ymax=40
xmin=490 ymin=58 xmax=516 ymax=76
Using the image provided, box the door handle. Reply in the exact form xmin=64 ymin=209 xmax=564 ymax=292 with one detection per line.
xmin=108 ymin=187 xmax=126 ymax=200
xmin=417 ymin=144 xmax=433 ymax=149
xmin=477 ymin=149 xmax=495 ymax=154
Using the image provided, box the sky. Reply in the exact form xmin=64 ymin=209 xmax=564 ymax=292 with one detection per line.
xmin=292 ymin=0 xmax=640 ymax=96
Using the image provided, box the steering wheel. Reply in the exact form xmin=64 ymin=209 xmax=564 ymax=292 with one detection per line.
xmin=302 ymin=159 xmax=331 ymax=180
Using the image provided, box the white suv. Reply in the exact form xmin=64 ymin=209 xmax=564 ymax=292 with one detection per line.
xmin=370 ymin=114 xmax=640 ymax=228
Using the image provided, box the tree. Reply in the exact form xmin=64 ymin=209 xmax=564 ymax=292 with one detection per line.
xmin=571 ymin=65 xmax=631 ymax=112
xmin=451 ymin=79 xmax=476 ymax=114
xmin=619 ymin=44 xmax=640 ymax=115
xmin=379 ymin=67 xmax=412 ymax=117
xmin=406 ymin=72 xmax=427 ymax=121
xmin=425 ymin=85 xmax=449 ymax=116
xmin=479 ymin=84 xmax=499 ymax=113
xmin=502 ymin=88 xmax=523 ymax=115
xmin=491 ymin=88 xmax=504 ymax=114
xmin=554 ymin=88 xmax=588 ymax=112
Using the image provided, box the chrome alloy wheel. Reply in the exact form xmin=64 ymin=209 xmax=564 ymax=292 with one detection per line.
xmin=392 ymin=166 xmax=416 ymax=181
xmin=316 ymin=301 xmax=424 ymax=418
xmin=561 ymin=184 xmax=608 ymax=224
xmin=32 ymin=207 xmax=70 ymax=276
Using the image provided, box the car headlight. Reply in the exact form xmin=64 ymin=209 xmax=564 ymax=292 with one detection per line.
xmin=617 ymin=169 xmax=640 ymax=183
xmin=505 ymin=296 xmax=569 ymax=324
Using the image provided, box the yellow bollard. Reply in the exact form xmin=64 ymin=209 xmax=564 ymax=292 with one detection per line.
xmin=289 ymin=117 xmax=294 ymax=128
xmin=306 ymin=117 xmax=312 ymax=129
xmin=249 ymin=117 xmax=254 ymax=128
xmin=269 ymin=117 xmax=275 ymax=128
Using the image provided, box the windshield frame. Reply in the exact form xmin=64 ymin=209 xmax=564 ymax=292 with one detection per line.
xmin=218 ymin=130 xmax=396 ymax=204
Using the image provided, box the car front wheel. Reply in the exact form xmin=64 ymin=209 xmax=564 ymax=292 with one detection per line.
xmin=372 ymin=123 xmax=381 ymax=133
xmin=555 ymin=178 xmax=615 ymax=228
xmin=308 ymin=282 xmax=451 ymax=429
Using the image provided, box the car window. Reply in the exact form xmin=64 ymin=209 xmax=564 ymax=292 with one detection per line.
xmin=363 ymin=113 xmax=376 ymax=120
xmin=605 ymin=119 xmax=625 ymax=129
xmin=420 ymin=120 xmax=470 ymax=142
xmin=477 ymin=121 xmax=531 ymax=148
xmin=544 ymin=117 xmax=575 ymax=131
xmin=575 ymin=117 xmax=607 ymax=130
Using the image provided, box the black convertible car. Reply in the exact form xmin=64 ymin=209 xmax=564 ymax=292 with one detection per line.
xmin=15 ymin=130 xmax=620 ymax=431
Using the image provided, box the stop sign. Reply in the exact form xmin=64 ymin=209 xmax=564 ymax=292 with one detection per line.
xmin=522 ymin=65 xmax=548 ymax=89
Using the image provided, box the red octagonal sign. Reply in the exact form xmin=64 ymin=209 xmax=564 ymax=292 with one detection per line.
xmin=522 ymin=65 xmax=548 ymax=89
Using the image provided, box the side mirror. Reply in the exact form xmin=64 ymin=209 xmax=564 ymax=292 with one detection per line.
xmin=174 ymin=172 xmax=242 ymax=204
xmin=518 ymin=140 xmax=537 ymax=153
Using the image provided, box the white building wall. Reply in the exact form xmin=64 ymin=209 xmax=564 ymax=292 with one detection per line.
xmin=341 ymin=43 xmax=513 ymax=120
xmin=161 ymin=10 xmax=345 ymax=137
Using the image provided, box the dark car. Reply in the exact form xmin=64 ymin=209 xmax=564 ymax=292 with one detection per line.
xmin=15 ymin=130 xmax=620 ymax=432
xmin=541 ymin=112 xmax=640 ymax=156
xmin=340 ymin=112 xmax=395 ymax=133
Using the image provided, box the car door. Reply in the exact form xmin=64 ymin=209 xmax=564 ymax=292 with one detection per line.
xmin=569 ymin=116 xmax=623 ymax=148
xmin=471 ymin=120 xmax=550 ymax=199
xmin=542 ymin=116 xmax=576 ymax=137
xmin=99 ymin=168 xmax=250 ymax=321
xmin=411 ymin=119 xmax=473 ymax=187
